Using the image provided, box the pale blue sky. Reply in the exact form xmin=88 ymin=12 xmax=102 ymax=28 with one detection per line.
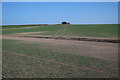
xmin=2 ymin=2 xmax=118 ymax=25
xmin=1 ymin=0 xmax=120 ymax=2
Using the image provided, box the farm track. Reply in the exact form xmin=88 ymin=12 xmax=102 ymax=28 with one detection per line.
xmin=52 ymin=25 xmax=65 ymax=37
xmin=12 ymin=35 xmax=119 ymax=43
xmin=2 ymin=50 xmax=119 ymax=78
xmin=53 ymin=25 xmax=69 ymax=38
xmin=2 ymin=35 xmax=118 ymax=62
xmin=3 ymin=24 xmax=118 ymax=43
xmin=2 ymin=26 xmax=43 ymax=30
xmin=2 ymin=24 xmax=118 ymax=78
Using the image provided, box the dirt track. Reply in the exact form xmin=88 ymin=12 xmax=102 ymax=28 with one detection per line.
xmin=2 ymin=35 xmax=118 ymax=63
xmin=2 ymin=26 xmax=43 ymax=30
xmin=16 ymin=35 xmax=119 ymax=43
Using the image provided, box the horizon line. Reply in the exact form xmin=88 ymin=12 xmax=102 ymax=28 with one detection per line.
xmin=1 ymin=23 xmax=119 ymax=26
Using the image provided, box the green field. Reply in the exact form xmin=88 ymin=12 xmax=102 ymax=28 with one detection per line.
xmin=2 ymin=24 xmax=118 ymax=38
xmin=2 ymin=39 xmax=118 ymax=78
xmin=2 ymin=24 xmax=118 ymax=78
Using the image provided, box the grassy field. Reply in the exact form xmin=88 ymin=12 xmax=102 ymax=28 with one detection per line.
xmin=2 ymin=39 xmax=118 ymax=78
xmin=2 ymin=24 xmax=118 ymax=78
xmin=2 ymin=24 xmax=118 ymax=38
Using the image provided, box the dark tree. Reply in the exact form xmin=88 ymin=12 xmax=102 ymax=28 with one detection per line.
xmin=62 ymin=22 xmax=67 ymax=24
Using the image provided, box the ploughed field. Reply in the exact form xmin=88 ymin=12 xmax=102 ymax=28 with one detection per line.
xmin=2 ymin=24 xmax=118 ymax=78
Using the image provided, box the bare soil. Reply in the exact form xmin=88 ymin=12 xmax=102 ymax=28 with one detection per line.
xmin=2 ymin=26 xmax=43 ymax=30
xmin=15 ymin=31 xmax=48 ymax=35
xmin=11 ymin=35 xmax=119 ymax=43
xmin=2 ymin=35 xmax=118 ymax=63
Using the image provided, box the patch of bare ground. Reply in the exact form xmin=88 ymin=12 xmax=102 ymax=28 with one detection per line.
xmin=2 ymin=35 xmax=118 ymax=63
xmin=15 ymin=31 xmax=48 ymax=35
xmin=11 ymin=35 xmax=119 ymax=43
xmin=2 ymin=26 xmax=43 ymax=30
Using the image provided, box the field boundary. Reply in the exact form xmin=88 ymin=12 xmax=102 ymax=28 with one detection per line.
xmin=3 ymin=50 xmax=119 ymax=78
xmin=13 ymin=35 xmax=120 ymax=43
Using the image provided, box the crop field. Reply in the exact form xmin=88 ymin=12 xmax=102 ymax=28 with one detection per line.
xmin=3 ymin=24 xmax=118 ymax=38
xmin=2 ymin=24 xmax=118 ymax=78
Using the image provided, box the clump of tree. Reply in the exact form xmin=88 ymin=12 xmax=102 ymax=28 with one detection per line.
xmin=62 ymin=22 xmax=70 ymax=24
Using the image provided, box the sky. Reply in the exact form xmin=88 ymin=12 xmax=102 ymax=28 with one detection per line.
xmin=2 ymin=2 xmax=118 ymax=25
xmin=1 ymin=0 xmax=120 ymax=2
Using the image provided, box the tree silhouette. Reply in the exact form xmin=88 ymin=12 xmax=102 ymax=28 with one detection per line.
xmin=62 ymin=22 xmax=70 ymax=24
xmin=62 ymin=22 xmax=67 ymax=24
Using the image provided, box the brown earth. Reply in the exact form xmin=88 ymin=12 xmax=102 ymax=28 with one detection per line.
xmin=15 ymin=31 xmax=48 ymax=35
xmin=2 ymin=26 xmax=43 ymax=30
xmin=2 ymin=35 xmax=118 ymax=64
